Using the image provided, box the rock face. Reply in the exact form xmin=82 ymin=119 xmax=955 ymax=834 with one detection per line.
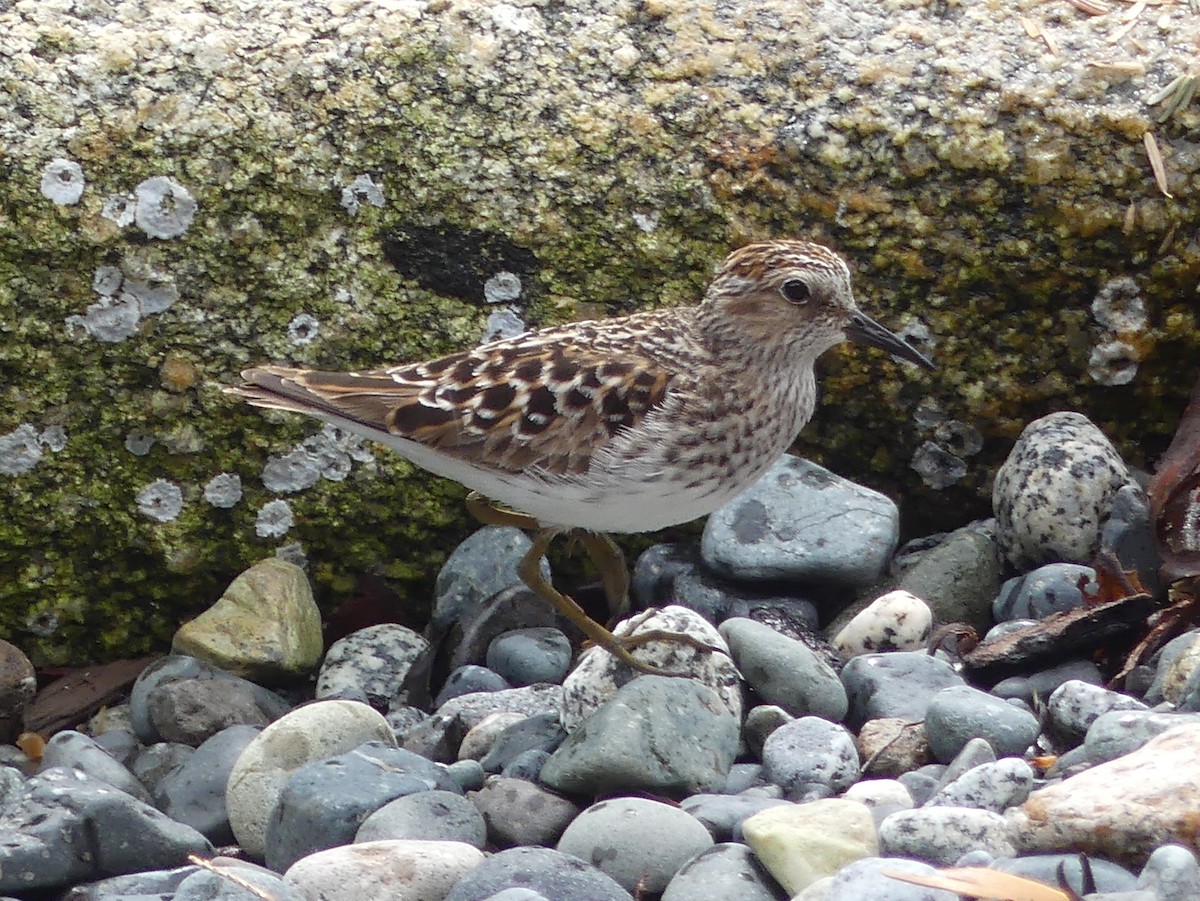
xmin=2 ymin=0 xmax=1198 ymax=662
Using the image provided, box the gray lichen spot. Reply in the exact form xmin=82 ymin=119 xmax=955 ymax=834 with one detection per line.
xmin=65 ymin=296 xmax=141 ymax=343
xmin=482 ymin=307 xmax=526 ymax=343
xmin=203 ymin=472 xmax=243 ymax=508
xmin=287 ymin=313 xmax=320 ymax=345
xmin=0 ymin=425 xmax=44 ymax=476
xmin=631 ymin=210 xmax=660 ymax=233
xmin=1092 ymin=276 xmax=1147 ymax=331
xmin=483 ymin=271 xmax=522 ymax=304
xmin=101 ymin=193 xmax=136 ymax=227
xmin=134 ymin=176 xmax=197 ymax=239
xmin=340 ymin=174 xmax=385 ymax=215
xmin=256 ymin=499 xmax=295 ymax=538
xmin=1088 ymin=276 xmax=1146 ymax=386
xmin=262 ymin=448 xmax=323 ymax=493
xmin=39 ymin=425 xmax=68 ymax=453
xmin=124 ymin=270 xmax=179 ymax=314
xmin=26 ymin=610 xmax=60 ymax=638
xmin=125 ymin=431 xmax=157 ymax=456
xmin=275 ymin=541 xmax=308 ymax=568
xmin=40 ymin=158 xmax=85 ymax=205
xmin=92 ymin=266 xmax=124 ymax=296
xmin=912 ymin=440 xmax=969 ymax=489
xmin=1088 ymin=339 xmax=1141 ymax=386
xmin=136 ymin=479 xmax=185 ymax=522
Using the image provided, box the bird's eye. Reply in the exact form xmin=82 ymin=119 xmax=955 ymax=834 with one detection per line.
xmin=780 ymin=279 xmax=810 ymax=304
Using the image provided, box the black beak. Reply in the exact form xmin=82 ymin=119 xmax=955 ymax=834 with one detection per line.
xmin=846 ymin=311 xmax=934 ymax=370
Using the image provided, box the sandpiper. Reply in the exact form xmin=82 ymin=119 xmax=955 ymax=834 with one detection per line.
xmin=227 ymin=240 xmax=932 ymax=673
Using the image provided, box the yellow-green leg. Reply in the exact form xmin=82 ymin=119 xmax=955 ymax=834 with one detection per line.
xmin=465 ymin=492 xmax=723 ymax=675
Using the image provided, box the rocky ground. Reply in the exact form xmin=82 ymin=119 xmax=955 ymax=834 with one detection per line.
xmin=2 ymin=404 xmax=1199 ymax=900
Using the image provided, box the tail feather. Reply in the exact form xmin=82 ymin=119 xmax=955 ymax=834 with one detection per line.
xmin=225 ymin=365 xmax=402 ymax=433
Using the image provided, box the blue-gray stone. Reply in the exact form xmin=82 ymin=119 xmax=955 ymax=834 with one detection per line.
xmin=175 ymin=866 xmax=303 ymax=901
xmin=356 ymin=788 xmax=487 ymax=847
xmin=993 ymin=563 xmax=1097 ymax=622
xmin=1084 ymin=710 xmax=1200 ymax=764
xmin=433 ymin=526 xmax=550 ymax=630
xmin=841 ymin=651 xmax=964 ymax=730
xmin=991 ymin=659 xmax=1104 ymax=705
xmin=1138 ymin=844 xmax=1200 ymax=901
xmin=761 ymin=716 xmax=859 ymax=798
xmin=479 ymin=711 xmax=566 ymax=774
xmin=156 ymin=725 xmax=262 ymax=843
xmin=992 ymin=854 xmax=1138 ymax=894
xmin=487 ymin=628 xmax=573 ymax=686
xmin=894 ymin=523 xmax=1001 ymax=636
xmin=679 ymin=794 xmax=792 ymax=842
xmin=818 ymin=857 xmax=957 ymax=900
xmin=444 ymin=846 xmax=631 ymax=901
xmin=701 ymin=456 xmax=899 ymax=587
xmin=924 ymin=686 xmax=1040 ymax=762
xmin=469 ymin=775 xmax=580 ymax=848
xmin=40 ymin=730 xmax=154 ymax=805
xmin=57 ymin=866 xmax=199 ymax=900
xmin=435 ymin=665 xmax=512 ymax=708
xmin=661 ymin=842 xmax=785 ymax=901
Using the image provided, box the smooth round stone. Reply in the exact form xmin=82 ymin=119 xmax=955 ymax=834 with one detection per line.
xmin=631 ymin=543 xmax=701 ymax=610
xmin=556 ymin=797 xmax=714 ymax=894
xmin=444 ymin=759 xmax=486 ymax=792
xmin=894 ymin=525 xmax=1002 ymax=636
xmin=718 ymin=617 xmax=847 ymax=721
xmin=796 ymin=857 xmax=955 ymax=901
xmin=991 ymin=659 xmax=1104 ymax=705
xmin=931 ymin=738 xmax=995 ymax=793
xmin=175 ymin=866 xmax=303 ymax=901
xmin=478 ymin=711 xmax=566 ymax=773
xmin=1046 ymin=679 xmax=1148 ymax=742
xmin=486 ymin=628 xmax=572 ymax=686
xmin=841 ymin=779 xmax=914 ymax=826
xmin=0 ymin=639 xmax=35 ymax=745
xmin=1083 ymin=710 xmax=1200 ymax=765
xmin=90 ymin=723 xmax=141 ymax=767
xmin=172 ymin=558 xmax=323 ymax=683
xmin=741 ymin=798 xmax=877 ymax=896
xmin=443 ymin=846 xmax=631 ymax=901
xmin=225 ymin=699 xmax=395 ymax=859
xmin=680 ymin=793 xmax=791 ymax=842
xmin=40 ymin=730 xmax=153 ymax=805
xmin=284 ymin=840 xmax=485 ymax=900
xmin=925 ymin=758 xmax=1034 ymax=812
xmin=743 ymin=704 xmax=795 ymax=757
xmin=993 ymin=563 xmax=1098 ymax=622
xmin=542 ymin=675 xmax=739 ymax=796
xmin=702 ymin=456 xmax=899 ymax=587
xmin=992 ymin=412 xmax=1137 ymax=568
xmin=407 ymin=684 xmax=564 ymax=763
xmin=924 ymin=685 xmax=1039 ymax=762
xmin=500 ymin=749 xmax=550 ymax=781
xmin=356 ymin=789 xmax=487 ymax=847
xmin=661 ymin=842 xmax=784 ymax=901
xmin=1101 ymin=483 xmax=1163 ymax=597
xmin=265 ymin=742 xmax=461 ymax=872
xmin=833 ymin=590 xmax=933 ymax=657
xmin=129 ymin=655 xmax=289 ymax=745
xmin=432 ymin=526 xmax=549 ymax=630
xmin=561 ymin=605 xmax=740 ymax=732
xmin=840 ymin=651 xmax=964 ymax=730
xmin=761 ymin=716 xmax=859 ymax=798
xmin=1138 ymin=844 xmax=1200 ymax=901
xmin=458 ymin=712 xmax=527 ymax=762
xmin=129 ymin=741 xmax=193 ymax=798
xmin=1145 ymin=631 xmax=1200 ymax=705
xmin=435 ymin=665 xmax=512 ymax=708
xmin=469 ymin=775 xmax=580 ymax=847
xmin=878 ymin=807 xmax=1015 ymax=864
xmin=0 ymin=768 xmax=212 ymax=893
xmin=316 ymin=624 xmax=430 ymax=709
xmin=157 ymin=725 xmax=262 ymax=843
xmin=52 ymin=865 xmax=201 ymax=900
xmin=992 ymin=854 xmax=1138 ymax=894
xmin=855 ymin=717 xmax=932 ymax=777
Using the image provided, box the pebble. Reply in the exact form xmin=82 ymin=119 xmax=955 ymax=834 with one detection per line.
xmin=718 ymin=617 xmax=848 ymax=720
xmin=840 ymin=651 xmax=964 ymax=729
xmin=1013 ymin=723 xmax=1200 ymax=865
xmin=172 ymin=558 xmax=323 ymax=683
xmin=841 ymin=779 xmax=914 ymax=826
xmin=560 ymin=605 xmax=740 ymax=731
xmin=660 ymin=842 xmax=786 ymax=901
xmin=1138 ymin=844 xmax=1200 ymax=901
xmin=878 ymin=806 xmax=1015 ymax=864
xmin=992 ymin=854 xmax=1138 ymax=894
xmin=701 ymin=455 xmax=900 ymax=587
xmin=284 ymin=840 xmax=485 ymax=900
xmin=990 ymin=658 xmax=1104 ymax=705
xmin=176 ymin=865 xmax=303 ymax=901
xmin=679 ymin=793 xmax=791 ymax=842
xmin=469 ymin=775 xmax=580 ymax=847
xmin=1082 ymin=709 xmax=1200 ymax=765
xmin=855 ymin=717 xmax=932 ymax=777
xmin=925 ymin=758 xmax=1034 ymax=812
xmin=893 ymin=523 xmax=1002 ymax=636
xmin=992 ymin=562 xmax=1098 ymax=622
xmin=264 ymin=742 xmax=461 ymax=872
xmin=992 ymin=412 xmax=1139 ymax=568
xmin=356 ymin=789 xmax=487 ymax=847
xmin=557 ymin=796 xmax=714 ymax=894
xmin=541 ymin=675 xmax=739 ymax=796
xmin=458 ymin=711 xmax=527 ymax=762
xmin=923 ymin=685 xmax=1040 ymax=761
xmin=225 ymin=699 xmax=395 ymax=858
xmin=793 ymin=856 xmax=957 ymax=901
xmin=0 ymin=768 xmax=211 ymax=893
xmin=477 ymin=711 xmax=566 ymax=773
xmin=486 ymin=627 xmax=573 ymax=686
xmin=444 ymin=584 xmax=559 ymax=673
xmin=442 ymin=846 xmax=631 ymax=901
xmin=431 ymin=526 xmax=549 ymax=630
xmin=1046 ymin=679 xmax=1148 ymax=743
xmin=40 ymin=729 xmax=155 ymax=804
xmin=435 ymin=665 xmax=512 ymax=707
xmin=315 ymin=623 xmax=430 ymax=709
xmin=404 ymin=684 xmax=564 ymax=762
xmin=741 ymin=798 xmax=877 ymax=896
xmin=1144 ymin=630 xmax=1200 ymax=705
xmin=59 ymin=865 xmax=201 ymax=900
xmin=742 ymin=704 xmax=794 ymax=757
xmin=761 ymin=716 xmax=860 ymax=799
xmin=832 ymin=590 xmax=933 ymax=657
xmin=156 ymin=724 xmax=262 ymax=843
xmin=0 ymin=639 xmax=35 ymax=745
xmin=1100 ymin=482 xmax=1163 ymax=597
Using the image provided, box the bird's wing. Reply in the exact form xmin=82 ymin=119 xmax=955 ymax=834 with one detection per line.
xmin=227 ymin=317 xmax=681 ymax=476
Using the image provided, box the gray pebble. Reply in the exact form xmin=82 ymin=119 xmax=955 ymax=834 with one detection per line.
xmin=1138 ymin=844 xmax=1200 ymax=901
xmin=816 ymin=856 xmax=958 ymax=900
xmin=993 ymin=563 xmax=1097 ymax=622
xmin=175 ymin=866 xmax=303 ymax=901
xmin=435 ymin=665 xmax=512 ymax=708
xmin=156 ymin=725 xmax=261 ymax=843
xmin=720 ymin=617 xmax=847 ymax=721
xmin=992 ymin=854 xmax=1138 ymax=894
xmin=432 ymin=526 xmax=549 ymax=630
xmin=925 ymin=758 xmax=1034 ymax=812
xmin=1084 ymin=709 xmax=1200 ymax=764
xmin=841 ymin=651 xmax=964 ymax=729
xmin=444 ymin=846 xmax=629 ymax=901
xmin=661 ymin=842 xmax=784 ymax=901
xmin=991 ymin=659 xmax=1104 ymax=705
xmin=761 ymin=716 xmax=859 ymax=798
xmin=1047 ymin=679 xmax=1148 ymax=743
xmin=487 ymin=628 xmax=572 ymax=686
xmin=40 ymin=730 xmax=154 ymax=805
xmin=679 ymin=793 xmax=791 ymax=842
xmin=879 ymin=807 xmax=1015 ymax=864
xmin=356 ymin=789 xmax=487 ymax=847
xmin=469 ymin=775 xmax=580 ymax=848
xmin=924 ymin=685 xmax=1039 ymax=762
xmin=479 ymin=711 xmax=566 ymax=774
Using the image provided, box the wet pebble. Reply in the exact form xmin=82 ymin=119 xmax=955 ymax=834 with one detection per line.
xmin=761 ymin=716 xmax=860 ymax=799
xmin=469 ymin=775 xmax=580 ymax=847
xmin=923 ymin=685 xmax=1039 ymax=762
xmin=486 ymin=627 xmax=573 ymax=686
xmin=841 ymin=651 xmax=964 ymax=729
xmin=993 ymin=562 xmax=1097 ymax=622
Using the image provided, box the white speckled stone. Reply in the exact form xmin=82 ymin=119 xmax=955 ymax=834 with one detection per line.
xmin=992 ymin=412 xmax=1140 ymax=569
xmin=316 ymin=623 xmax=429 ymax=709
xmin=833 ymin=590 xmax=933 ymax=657
xmin=283 ymin=840 xmax=484 ymax=900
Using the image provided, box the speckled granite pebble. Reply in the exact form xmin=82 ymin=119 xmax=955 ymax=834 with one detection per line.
xmin=879 ymin=806 xmax=1015 ymax=864
xmin=1047 ymin=679 xmax=1148 ymax=743
xmin=925 ymin=758 xmax=1034 ymax=812
xmin=315 ymin=623 xmax=429 ymax=709
xmin=443 ymin=846 xmax=631 ymax=901
xmin=761 ymin=716 xmax=860 ymax=799
xmin=992 ymin=412 xmax=1140 ymax=569
xmin=702 ymin=456 xmax=899 ymax=587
